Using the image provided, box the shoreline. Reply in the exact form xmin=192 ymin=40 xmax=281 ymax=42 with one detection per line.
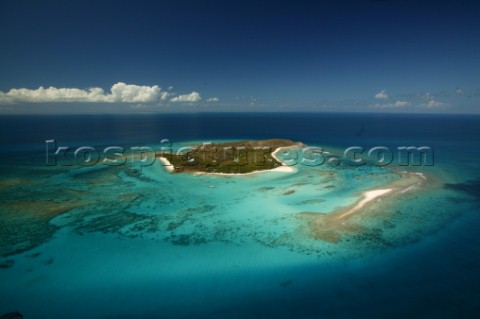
xmin=193 ymin=164 xmax=295 ymax=176
xmin=336 ymin=188 xmax=392 ymax=219
xmin=158 ymin=157 xmax=174 ymax=172
xmin=199 ymin=145 xmax=298 ymax=176
xmin=160 ymin=145 xmax=299 ymax=176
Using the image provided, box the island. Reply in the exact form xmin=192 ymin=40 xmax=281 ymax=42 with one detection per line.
xmin=156 ymin=139 xmax=302 ymax=174
xmin=156 ymin=138 xmax=431 ymax=244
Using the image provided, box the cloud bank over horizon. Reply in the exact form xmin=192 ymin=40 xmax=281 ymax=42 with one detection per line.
xmin=0 ymin=82 xmax=465 ymax=114
xmin=368 ymin=89 xmax=451 ymax=110
xmin=0 ymin=82 xmax=202 ymax=105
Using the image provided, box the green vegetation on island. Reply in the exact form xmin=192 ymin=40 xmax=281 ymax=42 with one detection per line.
xmin=157 ymin=139 xmax=300 ymax=174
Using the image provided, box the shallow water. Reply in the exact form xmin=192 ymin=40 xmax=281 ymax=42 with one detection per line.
xmin=1 ymin=113 xmax=479 ymax=318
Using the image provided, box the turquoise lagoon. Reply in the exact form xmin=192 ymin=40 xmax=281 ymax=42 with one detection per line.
xmin=0 ymin=113 xmax=479 ymax=318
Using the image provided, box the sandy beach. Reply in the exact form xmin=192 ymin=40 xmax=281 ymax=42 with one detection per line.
xmin=185 ymin=146 xmax=298 ymax=176
xmin=299 ymin=172 xmax=428 ymax=242
xmin=211 ymin=146 xmax=297 ymax=176
xmin=158 ymin=157 xmax=174 ymax=172
xmin=193 ymin=165 xmax=296 ymax=176
xmin=337 ymin=188 xmax=392 ymax=219
xmin=271 ymin=145 xmax=298 ymax=165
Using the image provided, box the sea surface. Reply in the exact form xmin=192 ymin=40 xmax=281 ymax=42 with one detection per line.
xmin=0 ymin=113 xmax=479 ymax=318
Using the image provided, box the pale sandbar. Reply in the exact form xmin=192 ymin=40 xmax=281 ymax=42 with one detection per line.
xmin=299 ymin=172 xmax=428 ymax=242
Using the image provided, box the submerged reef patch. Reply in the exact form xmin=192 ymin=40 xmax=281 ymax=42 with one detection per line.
xmin=298 ymin=172 xmax=428 ymax=244
xmin=0 ymin=200 xmax=78 ymax=257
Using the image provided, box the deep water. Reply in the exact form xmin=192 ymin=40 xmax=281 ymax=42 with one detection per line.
xmin=0 ymin=112 xmax=479 ymax=319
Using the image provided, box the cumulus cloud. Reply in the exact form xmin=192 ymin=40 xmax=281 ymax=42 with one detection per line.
xmin=109 ymin=83 xmax=162 ymax=103
xmin=0 ymin=82 xmax=194 ymax=104
xmin=206 ymin=97 xmax=219 ymax=102
xmin=455 ymin=87 xmax=464 ymax=95
xmin=0 ymin=86 xmax=109 ymax=103
xmin=170 ymin=91 xmax=201 ymax=103
xmin=418 ymin=92 xmax=449 ymax=108
xmin=374 ymin=89 xmax=389 ymax=100
xmin=370 ymin=100 xmax=412 ymax=109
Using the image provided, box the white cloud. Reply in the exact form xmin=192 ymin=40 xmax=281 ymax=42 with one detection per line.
xmin=170 ymin=91 xmax=201 ymax=103
xmin=206 ymin=97 xmax=219 ymax=102
xmin=418 ymin=92 xmax=449 ymax=108
xmin=371 ymin=91 xmax=449 ymax=110
xmin=110 ymin=82 xmax=162 ymax=103
xmin=370 ymin=100 xmax=412 ymax=109
xmin=393 ymin=100 xmax=412 ymax=107
xmin=422 ymin=100 xmax=449 ymax=108
xmin=160 ymin=91 xmax=170 ymax=100
xmin=0 ymin=86 xmax=109 ymax=103
xmin=455 ymin=87 xmax=464 ymax=95
xmin=374 ymin=89 xmax=389 ymax=100
xmin=0 ymin=82 xmax=172 ymax=104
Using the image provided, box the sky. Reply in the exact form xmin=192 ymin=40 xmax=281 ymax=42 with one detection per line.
xmin=0 ymin=0 xmax=479 ymax=114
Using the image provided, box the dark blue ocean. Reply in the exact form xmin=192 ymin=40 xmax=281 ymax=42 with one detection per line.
xmin=2 ymin=112 xmax=479 ymax=149
xmin=1 ymin=113 xmax=479 ymax=319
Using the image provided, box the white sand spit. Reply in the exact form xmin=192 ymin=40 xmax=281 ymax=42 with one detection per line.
xmin=337 ymin=189 xmax=393 ymax=219
xmin=158 ymin=157 xmax=174 ymax=172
